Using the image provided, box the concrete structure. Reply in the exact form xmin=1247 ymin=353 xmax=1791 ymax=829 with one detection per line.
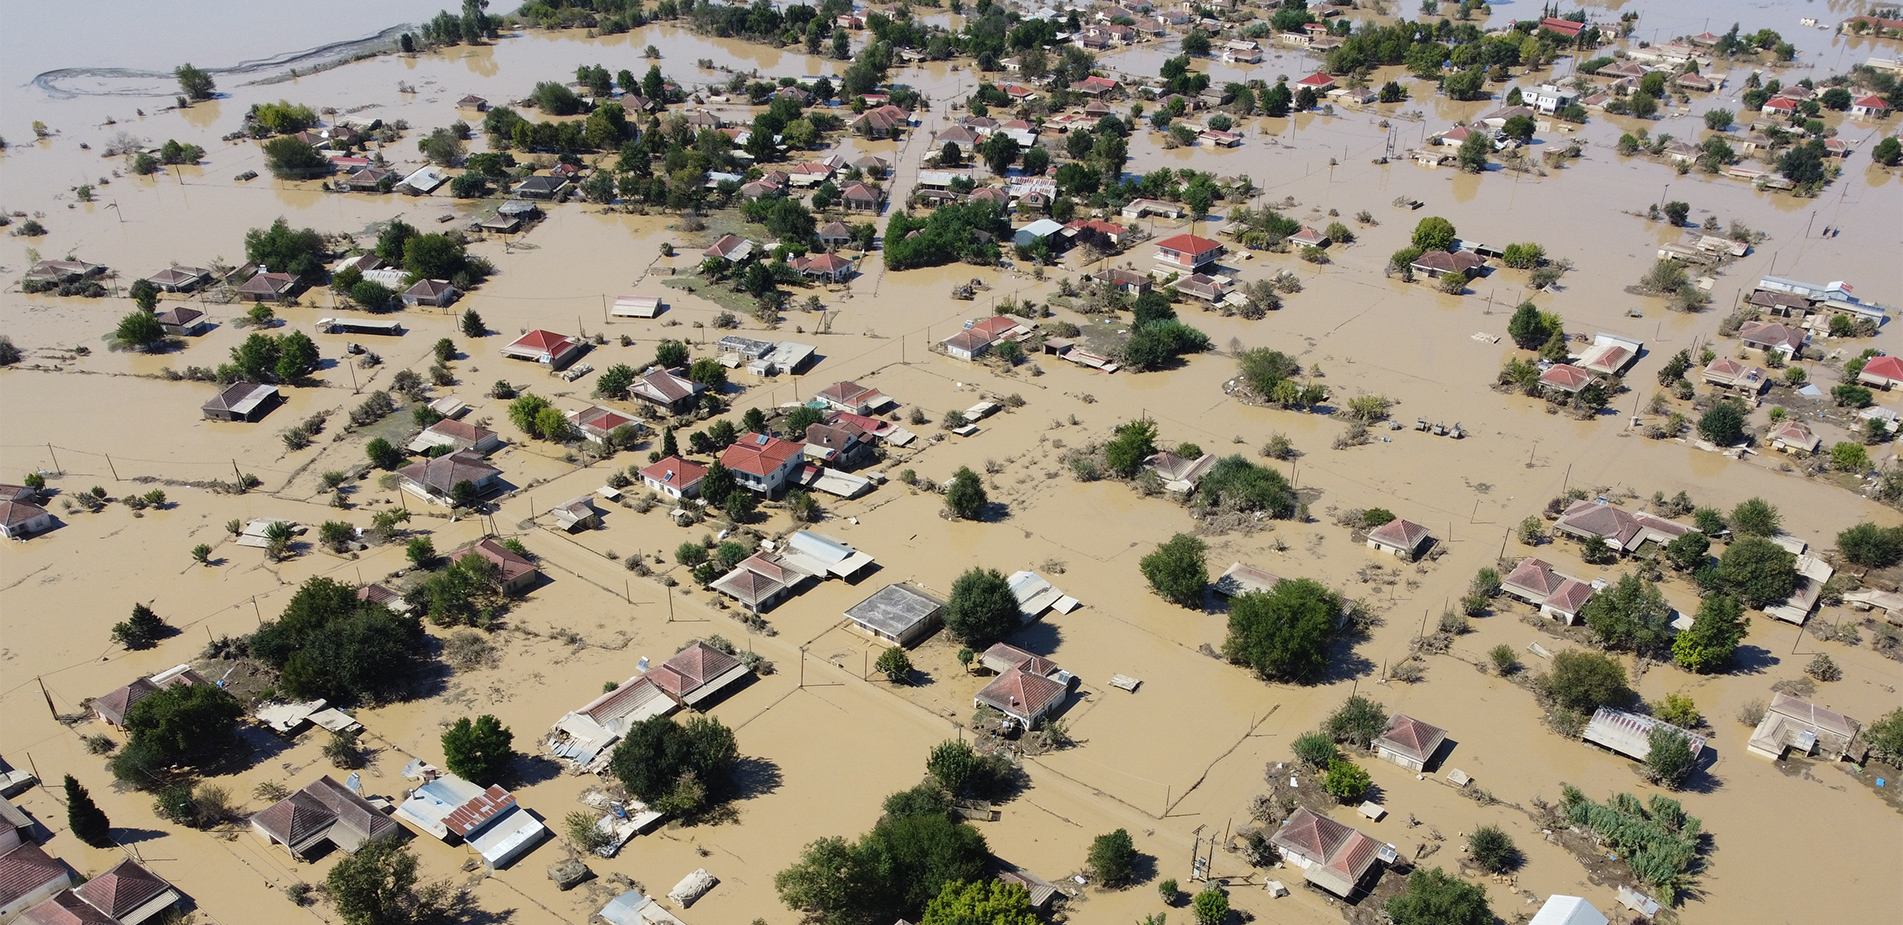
xmin=845 ymin=583 xmax=944 ymax=647
xmin=250 ymin=776 xmax=400 ymax=859
xmin=720 ymin=432 xmax=805 ymax=495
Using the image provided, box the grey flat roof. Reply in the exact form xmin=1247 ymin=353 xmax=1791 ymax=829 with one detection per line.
xmin=846 ymin=584 xmax=943 ymax=637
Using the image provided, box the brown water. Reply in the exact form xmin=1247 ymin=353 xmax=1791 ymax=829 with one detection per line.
xmin=4 ymin=5 xmax=1902 ymax=925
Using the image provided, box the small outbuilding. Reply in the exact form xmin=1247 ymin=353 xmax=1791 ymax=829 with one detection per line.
xmin=202 ymin=382 xmax=281 ymax=422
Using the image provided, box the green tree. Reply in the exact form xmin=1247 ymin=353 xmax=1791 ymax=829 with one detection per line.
xmin=1293 ymin=731 xmax=1338 ymax=768
xmin=1696 ymin=401 xmax=1745 ymax=445
xmin=1323 ymin=757 xmax=1371 ymax=803
xmin=1412 ymin=216 xmax=1457 ymax=252
xmin=1468 ymin=826 xmax=1520 ymax=874
xmin=1540 ymin=650 xmax=1633 ymax=715
xmin=402 ymin=233 xmax=468 ymax=280
xmin=461 ymin=309 xmax=485 ymax=337
xmin=1865 ymin=708 xmax=1903 ymax=765
xmin=1223 ymin=579 xmax=1341 ymax=683
xmin=366 ymin=437 xmax=403 ymax=470
xmin=945 ymin=466 xmax=988 ymax=520
xmin=325 ymin=837 xmax=440 ymax=925
xmin=1087 ymin=829 xmax=1137 ymax=885
xmin=1663 ymin=531 xmax=1710 ymax=572
xmin=943 ymin=567 xmax=1019 ymax=648
xmin=112 ymin=683 xmax=243 ymax=782
xmin=65 ymin=775 xmax=114 ymax=847
xmin=263 ymin=136 xmax=328 ymax=179
xmin=1103 ymin=417 xmax=1158 ymax=477
xmin=595 ymin=363 xmax=636 ymax=399
xmin=441 ymin=714 xmax=516 ymax=785
xmin=1837 ymin=522 xmax=1903 ymax=567
xmin=1714 ymin=536 xmax=1797 ymax=608
xmin=1644 ymin=726 xmax=1697 ymax=789
xmin=406 ymin=537 xmax=436 ymax=567
xmin=1386 ymin=867 xmax=1492 ymax=925
xmin=1140 ymin=533 xmax=1207 ymax=607
xmin=876 ymin=646 xmax=913 ymax=684
xmin=608 ymin=715 xmax=738 ymax=814
xmin=1324 ymin=694 xmax=1388 ymax=747
xmin=655 ymin=339 xmax=690 ymax=369
xmin=1456 ymin=128 xmax=1491 ymax=172
xmin=1729 ymin=497 xmax=1780 ymax=537
xmin=244 ymin=217 xmax=327 ymax=281
xmin=1874 ymin=136 xmax=1902 ymax=168
xmin=175 ymin=63 xmax=216 ymax=100
xmin=1580 ymin=573 xmax=1674 ymax=657
xmin=1191 ymin=886 xmax=1229 ymax=925
xmin=112 ymin=603 xmax=169 ymax=650
xmin=251 ymin=577 xmax=425 ymax=703
xmin=919 ymin=879 xmax=1038 ymax=925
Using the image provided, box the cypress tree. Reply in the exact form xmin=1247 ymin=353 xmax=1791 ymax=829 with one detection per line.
xmin=65 ymin=775 xmax=113 ymax=847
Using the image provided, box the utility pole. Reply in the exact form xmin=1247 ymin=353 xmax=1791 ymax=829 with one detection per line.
xmin=231 ymin=459 xmax=244 ymax=489
xmin=46 ymin=444 xmax=61 ymax=475
xmin=105 ymin=455 xmax=119 ymax=481
xmin=37 ymin=678 xmax=56 ymax=719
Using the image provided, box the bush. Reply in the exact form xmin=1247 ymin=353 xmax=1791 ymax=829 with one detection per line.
xmin=1805 ymin=653 xmax=1840 ymax=682
xmin=1139 ymin=533 xmax=1207 ymax=607
xmin=1324 ymin=694 xmax=1389 ymax=748
xmin=926 ymin=739 xmax=1013 ymax=799
xmin=945 ymin=466 xmax=987 ymax=519
xmin=1653 ymin=693 xmax=1700 ymax=728
xmin=1696 ymin=400 xmax=1745 ymax=445
xmin=875 ymin=646 xmax=913 ymax=684
xmin=1467 ymin=826 xmax=1520 ymax=873
xmin=1323 ymin=758 xmax=1371 ymax=803
xmin=1191 ymin=886 xmax=1229 ymax=925
xmin=1293 ymin=731 xmax=1338 ymax=769
xmin=1865 ymin=708 xmax=1903 ymax=765
xmin=1087 ymin=828 xmax=1137 ymax=885
xmin=1644 ymin=726 xmax=1697 ymax=789
xmin=1158 ymin=878 xmax=1179 ymax=905
xmin=1387 ymin=867 xmax=1492 ymax=925
xmin=1489 ymin=644 xmax=1519 ymax=675
xmin=112 ymin=603 xmax=169 ymax=650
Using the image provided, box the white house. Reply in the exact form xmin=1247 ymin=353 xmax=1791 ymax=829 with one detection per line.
xmin=639 ymin=456 xmax=707 ymax=499
xmin=719 ymin=432 xmax=805 ymax=495
xmin=394 ymin=774 xmax=548 ymax=871
xmin=1523 ymin=83 xmax=1578 ymax=114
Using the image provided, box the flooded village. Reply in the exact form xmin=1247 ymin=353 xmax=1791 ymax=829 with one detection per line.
xmin=1 ymin=1 xmax=1900 ymax=925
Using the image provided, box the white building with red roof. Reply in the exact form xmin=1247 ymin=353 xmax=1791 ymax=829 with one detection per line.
xmin=569 ymin=405 xmax=643 ymax=446
xmin=815 ymin=380 xmax=889 ymax=415
xmin=1365 ymin=518 xmax=1434 ymax=561
xmin=1849 ymin=94 xmax=1892 ymax=118
xmin=1857 ymin=354 xmax=1903 ymax=389
xmin=720 ymin=432 xmax=806 ymax=494
xmin=1152 ymin=233 xmax=1224 ymax=272
xmin=1293 ymin=72 xmax=1337 ymax=92
xmin=500 ymin=329 xmax=584 ymax=369
xmin=1270 ymin=808 xmax=1388 ymax=898
xmin=648 ymin=640 xmax=752 ymax=706
xmin=639 ymin=456 xmax=707 ymax=499
xmin=1538 ymin=364 xmax=1596 ymax=394
xmin=975 ymin=667 xmax=1070 ymax=729
xmin=1373 ymin=714 xmax=1448 ymax=771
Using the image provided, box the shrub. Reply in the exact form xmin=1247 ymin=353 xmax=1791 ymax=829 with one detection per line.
xmin=875 ymin=646 xmax=913 ymax=684
xmin=1672 ymin=595 xmax=1747 ymax=674
xmin=945 ymin=466 xmax=987 ymax=519
xmin=1805 ymin=653 xmax=1840 ymax=682
xmin=1467 ymin=825 xmax=1520 ymax=873
xmin=1540 ymin=650 xmax=1633 ymax=716
xmin=1387 ymin=867 xmax=1492 ymax=925
xmin=1323 ymin=758 xmax=1371 ymax=803
xmin=1191 ymin=886 xmax=1228 ymax=925
xmin=1644 ymin=726 xmax=1697 ymax=789
xmin=1140 ymin=533 xmax=1207 ymax=607
xmin=1654 ymin=693 xmax=1700 ymax=728
xmin=1086 ymin=828 xmax=1137 ymax=885
xmin=1292 ymin=731 xmax=1338 ymax=769
xmin=1489 ymin=644 xmax=1519 ymax=675
xmin=1865 ymin=708 xmax=1903 ymax=765
xmin=1324 ymin=694 xmax=1388 ymax=748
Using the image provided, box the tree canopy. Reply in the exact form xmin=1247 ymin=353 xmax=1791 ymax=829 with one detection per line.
xmin=945 ymin=466 xmax=988 ymax=520
xmin=918 ymin=880 xmax=1037 ymax=925
xmin=1539 ymin=650 xmax=1633 ymax=716
xmin=1386 ymin=867 xmax=1493 ymax=925
xmin=1672 ymin=594 xmax=1747 ymax=674
xmin=607 ymin=714 xmax=738 ymax=816
xmin=943 ymin=567 xmax=1020 ymax=648
xmin=1580 ymin=573 xmax=1674 ymax=657
xmin=1221 ymin=578 xmax=1342 ymax=683
xmin=441 ymin=714 xmax=516 ymax=786
xmin=777 ymin=809 xmax=992 ymax=925
xmin=250 ymin=576 xmax=428 ymax=703
xmin=1140 ymin=533 xmax=1207 ymax=607
xmin=1714 ymin=536 xmax=1797 ymax=608
xmin=244 ymin=217 xmax=327 ymax=281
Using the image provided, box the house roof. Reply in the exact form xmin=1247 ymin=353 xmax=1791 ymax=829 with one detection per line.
xmin=399 ymin=449 xmax=500 ymax=495
xmin=1367 ymin=518 xmax=1432 ymax=551
xmin=441 ymin=784 xmax=517 ymax=838
xmin=817 ymin=220 xmax=853 ymax=239
xmin=943 ymin=330 xmax=991 ymax=353
xmin=1294 ymin=72 xmax=1336 ymax=87
xmin=1739 ymin=321 xmax=1807 ymax=351
xmin=1539 ymin=364 xmax=1596 ymax=392
xmin=1861 ymin=355 xmax=1903 ymax=381
xmin=975 ymin=667 xmax=1068 ymax=720
xmin=1153 ymin=233 xmax=1222 ymax=255
xmin=648 ymin=641 xmax=744 ymax=699
xmin=95 ymin=667 xmax=206 ymax=726
xmin=795 ymin=253 xmax=853 ymax=273
xmin=0 ymin=500 xmax=48 ymax=529
xmin=845 ymin=584 xmax=943 ymax=639
xmin=1412 ymin=250 xmax=1485 ymax=273
xmin=1582 ymin=707 xmax=1707 ymax=761
xmin=970 ymin=316 xmax=1027 ymax=340
xmin=146 ymin=266 xmax=210 ymax=287
xmin=630 ymin=368 xmax=703 ymax=405
xmin=1527 ymin=895 xmax=1609 ymax=925
xmin=0 ymin=842 xmax=69 ymax=910
xmin=1547 ymin=578 xmax=1595 ymax=615
xmin=1504 ymin=557 xmax=1566 ymax=597
xmin=841 ymin=182 xmax=880 ymax=202
xmin=1769 ymin=420 xmax=1818 ymax=448
xmin=505 ymin=329 xmax=580 ymax=358
xmin=21 ymin=890 xmax=117 ymax=925
xmin=203 ymin=382 xmax=278 ymax=414
xmin=576 ymin=675 xmax=670 ymax=728
xmin=155 ymin=306 xmax=206 ymax=326
xmin=72 ymin=860 xmax=171 ymax=920
xmin=640 ymin=456 xmax=707 ymax=490
xmin=1376 ymin=714 xmax=1447 ymax=763
xmin=251 ymin=776 xmax=398 ymax=851
xmin=1854 ymin=94 xmax=1890 ymax=109
xmin=237 ymin=272 xmax=298 ymax=296
xmin=1215 ymin=562 xmax=1281 ymax=597
xmin=405 ymin=279 xmax=454 ymax=298
xmin=720 ymin=432 xmax=803 ymax=476
xmin=1270 ymin=807 xmax=1355 ymax=861
xmin=420 ymin=418 xmax=496 ymax=448
xmin=818 ymin=380 xmax=881 ymax=406
xmin=449 ymin=538 xmax=536 ymax=583
xmin=703 ymin=234 xmax=754 ymax=259
xmin=572 ymin=405 xmax=640 ymax=434
xmin=982 ymin=642 xmax=1057 ymax=677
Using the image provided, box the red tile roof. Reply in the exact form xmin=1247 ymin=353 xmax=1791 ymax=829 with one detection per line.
xmin=1547 ymin=578 xmax=1595 ymax=615
xmin=720 ymin=432 xmax=803 ymax=477
xmin=1153 ymin=233 xmax=1222 ymax=255
xmin=1294 ymin=72 xmax=1336 ymax=88
xmin=1539 ymin=364 xmax=1595 ymax=392
xmin=72 ymin=860 xmax=170 ymax=920
xmin=0 ymin=843 xmax=70 ymax=911
xmin=975 ymin=667 xmax=1068 ymax=720
xmin=649 ymin=641 xmax=743 ymax=698
xmin=1504 ymin=557 xmax=1565 ymax=597
xmin=1367 ymin=518 xmax=1431 ymax=550
xmin=1377 ymin=714 xmax=1446 ymax=761
xmin=508 ymin=329 xmax=575 ymax=353
xmin=20 ymin=890 xmax=116 ymax=925
xmin=451 ymin=538 xmax=537 ymax=583
xmin=640 ymin=456 xmax=707 ymax=490
xmin=1861 ymin=355 xmax=1903 ymax=381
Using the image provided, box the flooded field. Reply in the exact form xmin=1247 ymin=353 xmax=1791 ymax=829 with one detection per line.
xmin=3 ymin=2 xmax=1901 ymax=924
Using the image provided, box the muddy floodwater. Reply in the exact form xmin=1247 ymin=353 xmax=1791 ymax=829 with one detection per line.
xmin=3 ymin=2 xmax=1901 ymax=924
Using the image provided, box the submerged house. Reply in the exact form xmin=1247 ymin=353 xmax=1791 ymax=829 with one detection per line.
xmin=393 ymin=774 xmax=548 ymax=870
xmin=250 ymin=775 xmax=400 ymax=859
xmin=1746 ymin=693 xmax=1865 ymax=762
xmin=845 ymin=583 xmax=945 ymax=647
xmin=1553 ymin=501 xmax=1690 ymax=556
xmin=1581 ymin=707 xmax=1707 ymax=764
xmin=1270 ymin=808 xmax=1389 ymax=899
xmin=1372 ymin=714 xmax=1447 ymax=772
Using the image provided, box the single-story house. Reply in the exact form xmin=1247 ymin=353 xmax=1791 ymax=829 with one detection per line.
xmin=408 ymin=418 xmax=502 ymax=456
xmin=845 ymin=583 xmax=945 ymax=647
xmin=1172 ymin=273 xmax=1233 ymax=303
xmin=703 ymin=234 xmax=755 ymax=263
xmin=35 ymin=859 xmax=183 ymax=925
xmin=402 ymin=279 xmax=457 ymax=308
xmin=1525 ymin=82 xmax=1579 ymax=112
xmin=394 ymin=774 xmax=547 ymax=870
xmin=710 ymin=552 xmax=812 ymax=611
xmin=0 ymin=500 xmax=54 ymax=540
xmin=1850 ymin=94 xmax=1892 ymax=118
xmin=816 ymin=380 xmax=888 ymax=416
xmin=1737 ymin=320 xmax=1807 ymax=358
xmin=1293 ymin=72 xmax=1337 ymax=93
xmin=639 ymin=456 xmax=706 ymax=499
xmin=511 ymin=176 xmax=570 ymax=199
xmin=1270 ymin=808 xmax=1386 ymax=899
xmin=0 ymin=841 xmax=74 ymax=922
xmin=23 ymin=259 xmax=104 ymax=286
xmin=979 ymin=643 xmax=1055 ymax=678
xmin=1013 ymin=218 xmax=1067 ymax=249
xmin=93 ymin=665 xmax=209 ymax=727
xmin=345 ymin=166 xmax=397 ymax=192
xmin=1365 ymin=518 xmax=1433 ymax=560
xmin=942 ymin=329 xmax=992 ymax=361
xmin=628 ymin=367 xmax=705 ymax=414
xmin=1152 ymin=233 xmax=1224 ymax=272
xmin=802 ymin=421 xmax=869 ymax=466
xmin=202 ymin=382 xmax=281 ymax=422
xmin=1768 ymin=420 xmax=1820 ymax=455
xmin=145 ymin=265 xmax=210 ymax=292
xmin=774 ymin=531 xmax=876 ymax=580
xmin=720 ymin=432 xmax=805 ymax=495
xmin=448 ymin=538 xmax=539 ymax=594
xmin=817 ymin=221 xmax=854 ymax=247
xmin=1746 ymin=693 xmax=1865 ymax=762
xmin=1527 ymin=896 xmax=1608 ymax=925
xmin=1553 ymin=501 xmax=1691 ymax=555
xmin=397 ymin=449 xmax=503 ymax=506
xmin=547 ymin=676 xmax=677 ymax=770
xmin=1674 ymin=72 xmax=1715 ymax=92
xmin=1856 ymin=354 xmax=1903 ymax=389
xmin=1539 ymin=364 xmax=1596 ymax=394
xmin=1576 ymin=334 xmax=1641 ymax=377
xmin=1373 ymin=714 xmax=1447 ymax=771
xmin=1703 ymin=357 xmax=1768 ymax=393
xmin=1143 ymin=451 xmax=1215 ymax=493
xmin=975 ymin=666 xmax=1070 ymax=729
xmin=1581 ymin=707 xmax=1707 ymax=763
xmin=155 ymin=306 xmax=209 ymax=336
xmin=612 ymin=295 xmax=663 ymax=319
xmin=790 ymin=253 xmax=854 ymax=282
xmin=1501 ymin=557 xmax=1596 ymax=624
xmin=598 ymin=891 xmax=688 ymax=925
xmin=236 ymin=271 xmax=300 ymax=302
xmin=549 ymin=496 xmax=600 ymax=532
xmin=1289 ymin=226 xmax=1329 ymax=249
xmin=500 ymin=329 xmax=585 ymax=369
xmin=1542 ymin=578 xmax=1596 ymax=625
xmin=1767 ymin=552 xmax=1836 ymax=624
xmin=251 ymin=775 xmax=401 ymax=859
xmin=841 ymin=183 xmax=883 ymax=212
xmin=569 ymin=405 xmax=643 ymax=446
xmin=1410 ymin=250 xmax=1485 ymax=280
xmin=458 ymin=95 xmax=489 ymax=111
xmin=1120 ymin=198 xmax=1183 ymax=220
xmin=1092 ymin=267 xmax=1151 ymax=294
xmin=647 ymin=640 xmax=752 ymax=707
xmin=1214 ymin=561 xmax=1281 ymax=598
xmin=1008 ymin=570 xmax=1076 ymax=620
